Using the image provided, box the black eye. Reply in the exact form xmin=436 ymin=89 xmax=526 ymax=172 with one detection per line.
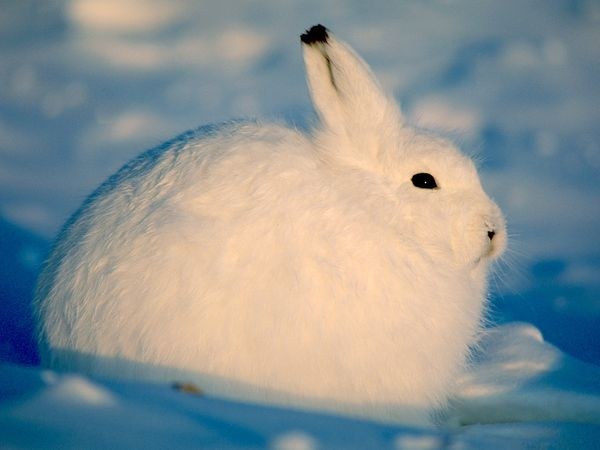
xmin=411 ymin=173 xmax=438 ymax=189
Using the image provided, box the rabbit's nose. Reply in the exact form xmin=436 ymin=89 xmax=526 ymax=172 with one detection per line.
xmin=487 ymin=230 xmax=496 ymax=241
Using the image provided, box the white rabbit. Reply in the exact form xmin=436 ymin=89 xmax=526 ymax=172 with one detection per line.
xmin=35 ymin=25 xmax=506 ymax=425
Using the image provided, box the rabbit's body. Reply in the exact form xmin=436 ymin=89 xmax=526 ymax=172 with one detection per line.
xmin=35 ymin=26 xmax=505 ymax=425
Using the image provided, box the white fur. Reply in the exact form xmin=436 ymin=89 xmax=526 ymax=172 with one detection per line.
xmin=35 ymin=27 xmax=506 ymax=425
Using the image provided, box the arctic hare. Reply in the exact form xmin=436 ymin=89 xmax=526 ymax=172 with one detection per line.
xmin=35 ymin=25 xmax=506 ymax=425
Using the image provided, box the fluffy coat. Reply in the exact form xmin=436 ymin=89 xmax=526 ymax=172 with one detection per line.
xmin=35 ymin=25 xmax=506 ymax=425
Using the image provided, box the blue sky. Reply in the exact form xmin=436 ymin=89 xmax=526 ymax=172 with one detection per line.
xmin=0 ymin=0 xmax=599 ymax=364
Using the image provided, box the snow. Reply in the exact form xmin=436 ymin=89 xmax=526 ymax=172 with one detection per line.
xmin=1 ymin=323 xmax=599 ymax=448
xmin=0 ymin=1 xmax=599 ymax=448
xmin=449 ymin=323 xmax=600 ymax=425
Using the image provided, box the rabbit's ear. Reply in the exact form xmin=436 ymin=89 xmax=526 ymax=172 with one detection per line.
xmin=301 ymin=25 xmax=402 ymax=141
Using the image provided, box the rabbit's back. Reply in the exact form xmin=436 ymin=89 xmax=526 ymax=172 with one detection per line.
xmin=37 ymin=122 xmax=315 ymax=355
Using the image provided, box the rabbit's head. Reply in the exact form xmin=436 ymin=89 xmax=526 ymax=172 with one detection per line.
xmin=302 ymin=25 xmax=506 ymax=274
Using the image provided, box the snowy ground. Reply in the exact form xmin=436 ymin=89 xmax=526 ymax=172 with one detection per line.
xmin=2 ymin=323 xmax=600 ymax=449
xmin=1 ymin=1 xmax=599 ymax=448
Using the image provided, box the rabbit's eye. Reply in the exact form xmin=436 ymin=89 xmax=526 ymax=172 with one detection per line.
xmin=411 ymin=173 xmax=438 ymax=189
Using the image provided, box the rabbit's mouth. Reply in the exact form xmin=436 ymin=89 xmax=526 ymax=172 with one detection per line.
xmin=454 ymin=217 xmax=506 ymax=267
xmin=471 ymin=233 xmax=505 ymax=271
xmin=467 ymin=226 xmax=506 ymax=269
xmin=486 ymin=226 xmax=507 ymax=260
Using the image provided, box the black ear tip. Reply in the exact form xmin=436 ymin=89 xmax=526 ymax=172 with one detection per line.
xmin=300 ymin=24 xmax=329 ymax=45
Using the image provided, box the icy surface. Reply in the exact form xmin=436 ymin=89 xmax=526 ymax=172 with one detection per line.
xmin=1 ymin=323 xmax=599 ymax=449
